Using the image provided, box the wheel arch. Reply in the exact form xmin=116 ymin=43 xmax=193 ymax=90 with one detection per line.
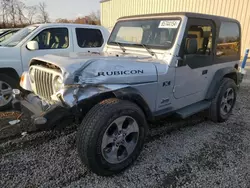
xmin=0 ymin=68 xmax=20 ymax=82
xmin=112 ymin=87 xmax=153 ymax=120
xmin=206 ymin=67 xmax=239 ymax=100
xmin=76 ymin=91 xmax=116 ymax=119
xmin=76 ymin=87 xmax=152 ymax=121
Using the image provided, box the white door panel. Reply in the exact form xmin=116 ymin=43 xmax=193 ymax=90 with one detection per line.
xmin=174 ymin=18 xmax=215 ymax=102
xmin=174 ymin=65 xmax=206 ymax=99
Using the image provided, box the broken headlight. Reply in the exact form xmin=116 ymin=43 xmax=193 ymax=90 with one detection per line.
xmin=53 ymin=76 xmax=64 ymax=92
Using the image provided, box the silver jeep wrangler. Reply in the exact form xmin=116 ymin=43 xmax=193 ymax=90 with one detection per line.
xmin=13 ymin=12 xmax=244 ymax=176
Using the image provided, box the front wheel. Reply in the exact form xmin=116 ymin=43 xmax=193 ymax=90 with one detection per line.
xmin=0 ymin=74 xmax=18 ymax=111
xmin=76 ymin=98 xmax=148 ymax=176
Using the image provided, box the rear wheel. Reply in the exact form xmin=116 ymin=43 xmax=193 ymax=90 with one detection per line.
xmin=76 ymin=98 xmax=148 ymax=176
xmin=0 ymin=74 xmax=18 ymax=111
xmin=209 ymin=78 xmax=237 ymax=122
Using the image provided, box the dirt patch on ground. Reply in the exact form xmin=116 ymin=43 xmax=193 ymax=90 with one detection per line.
xmin=0 ymin=111 xmax=22 ymax=140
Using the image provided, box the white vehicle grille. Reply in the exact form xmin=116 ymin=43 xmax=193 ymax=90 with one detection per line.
xmin=34 ymin=68 xmax=54 ymax=100
xmin=31 ymin=66 xmax=61 ymax=101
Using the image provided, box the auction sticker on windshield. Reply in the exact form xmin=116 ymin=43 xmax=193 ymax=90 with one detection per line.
xmin=158 ymin=20 xmax=180 ymax=28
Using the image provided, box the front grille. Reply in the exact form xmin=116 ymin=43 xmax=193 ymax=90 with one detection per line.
xmin=34 ymin=68 xmax=54 ymax=101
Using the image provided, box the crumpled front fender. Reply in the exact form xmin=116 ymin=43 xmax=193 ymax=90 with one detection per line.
xmin=55 ymin=84 xmax=129 ymax=107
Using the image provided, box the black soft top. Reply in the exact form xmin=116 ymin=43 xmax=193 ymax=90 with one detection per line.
xmin=119 ymin=12 xmax=240 ymax=25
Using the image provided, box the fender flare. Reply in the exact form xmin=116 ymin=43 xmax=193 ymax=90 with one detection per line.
xmin=113 ymin=87 xmax=153 ymax=119
xmin=205 ymin=67 xmax=239 ymax=100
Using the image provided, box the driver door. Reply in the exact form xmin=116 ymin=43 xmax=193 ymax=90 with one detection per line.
xmin=174 ymin=18 xmax=215 ymax=100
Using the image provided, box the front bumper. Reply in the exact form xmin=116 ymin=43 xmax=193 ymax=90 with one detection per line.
xmin=12 ymin=91 xmax=73 ymax=131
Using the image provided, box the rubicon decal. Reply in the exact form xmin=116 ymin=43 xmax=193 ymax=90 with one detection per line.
xmin=98 ymin=70 xmax=144 ymax=76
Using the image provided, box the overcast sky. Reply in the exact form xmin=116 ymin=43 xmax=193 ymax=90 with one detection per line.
xmin=24 ymin=0 xmax=100 ymax=20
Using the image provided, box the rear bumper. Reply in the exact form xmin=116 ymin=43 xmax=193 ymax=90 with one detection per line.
xmin=12 ymin=91 xmax=72 ymax=131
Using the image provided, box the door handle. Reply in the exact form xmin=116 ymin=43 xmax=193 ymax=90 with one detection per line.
xmin=202 ymin=70 xmax=208 ymax=75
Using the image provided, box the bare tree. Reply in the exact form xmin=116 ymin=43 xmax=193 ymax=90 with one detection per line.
xmin=16 ymin=1 xmax=26 ymax=25
xmin=0 ymin=0 xmax=101 ymax=28
xmin=0 ymin=0 xmax=9 ymax=27
xmin=26 ymin=5 xmax=37 ymax=24
xmin=88 ymin=10 xmax=100 ymax=22
xmin=37 ymin=2 xmax=49 ymax=23
xmin=0 ymin=0 xmax=42 ymax=27
xmin=8 ymin=0 xmax=18 ymax=27
xmin=88 ymin=10 xmax=101 ymax=25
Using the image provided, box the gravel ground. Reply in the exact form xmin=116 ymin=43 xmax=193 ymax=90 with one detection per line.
xmin=1 ymin=66 xmax=250 ymax=188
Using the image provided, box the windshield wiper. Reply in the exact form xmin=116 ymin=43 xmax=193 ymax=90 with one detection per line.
xmin=138 ymin=44 xmax=155 ymax=56
xmin=110 ymin=41 xmax=126 ymax=53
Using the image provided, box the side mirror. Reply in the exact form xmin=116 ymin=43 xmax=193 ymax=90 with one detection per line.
xmin=27 ymin=41 xmax=39 ymax=51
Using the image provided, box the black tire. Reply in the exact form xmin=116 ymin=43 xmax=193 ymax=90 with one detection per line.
xmin=76 ymin=98 xmax=148 ymax=176
xmin=209 ymin=78 xmax=237 ymax=122
xmin=0 ymin=74 xmax=18 ymax=111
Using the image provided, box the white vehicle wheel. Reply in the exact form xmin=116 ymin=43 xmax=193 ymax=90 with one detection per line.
xmin=0 ymin=74 xmax=18 ymax=111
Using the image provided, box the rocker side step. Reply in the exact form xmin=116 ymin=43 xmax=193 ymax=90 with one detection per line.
xmin=175 ymin=101 xmax=211 ymax=119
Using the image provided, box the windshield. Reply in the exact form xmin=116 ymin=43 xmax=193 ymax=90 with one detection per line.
xmin=0 ymin=26 xmax=38 ymax=47
xmin=108 ymin=18 xmax=181 ymax=50
xmin=0 ymin=30 xmax=7 ymax=35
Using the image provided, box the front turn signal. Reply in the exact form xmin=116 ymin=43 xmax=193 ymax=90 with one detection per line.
xmin=20 ymin=74 xmax=25 ymax=85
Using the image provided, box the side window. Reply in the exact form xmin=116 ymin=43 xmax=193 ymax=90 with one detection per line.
xmin=184 ymin=25 xmax=213 ymax=55
xmin=216 ymin=22 xmax=240 ymax=57
xmin=31 ymin=28 xmax=69 ymax=50
xmin=76 ymin=28 xmax=103 ymax=48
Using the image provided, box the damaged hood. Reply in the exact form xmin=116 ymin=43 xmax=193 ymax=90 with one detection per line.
xmin=32 ymin=52 xmax=161 ymax=84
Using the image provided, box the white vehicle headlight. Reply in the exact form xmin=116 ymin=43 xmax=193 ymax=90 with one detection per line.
xmin=29 ymin=67 xmax=35 ymax=83
xmin=53 ymin=76 xmax=64 ymax=92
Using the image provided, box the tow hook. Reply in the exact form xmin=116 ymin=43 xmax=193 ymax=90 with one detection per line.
xmin=12 ymin=89 xmax=22 ymax=111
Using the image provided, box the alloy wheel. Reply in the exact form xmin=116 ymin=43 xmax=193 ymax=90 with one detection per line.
xmin=220 ymin=88 xmax=235 ymax=116
xmin=0 ymin=81 xmax=13 ymax=107
xmin=101 ymin=116 xmax=139 ymax=164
